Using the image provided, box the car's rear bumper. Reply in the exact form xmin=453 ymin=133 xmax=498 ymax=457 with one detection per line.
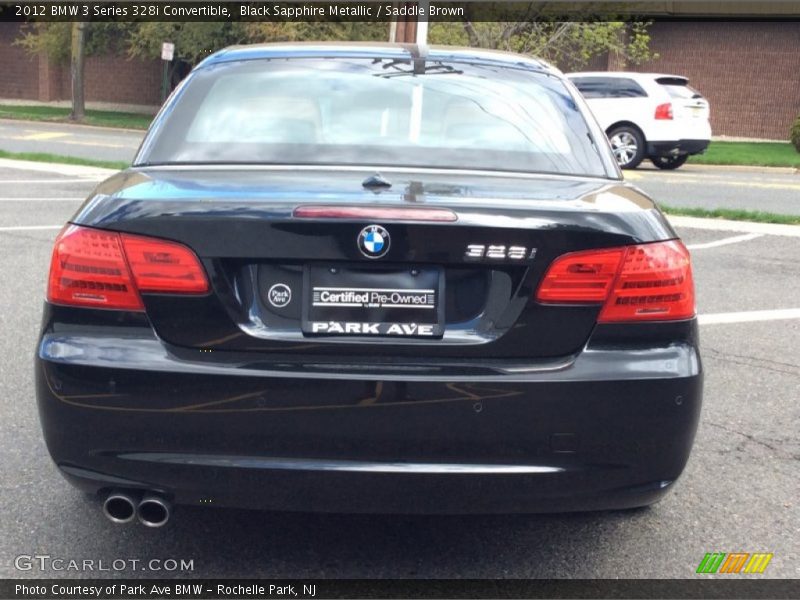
xmin=648 ymin=139 xmax=710 ymax=157
xmin=35 ymin=319 xmax=703 ymax=514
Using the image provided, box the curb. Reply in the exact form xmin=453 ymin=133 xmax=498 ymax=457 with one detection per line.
xmin=681 ymin=163 xmax=799 ymax=175
xmin=0 ymin=157 xmax=119 ymax=178
xmin=667 ymin=215 xmax=800 ymax=237
xmin=0 ymin=117 xmax=148 ymax=135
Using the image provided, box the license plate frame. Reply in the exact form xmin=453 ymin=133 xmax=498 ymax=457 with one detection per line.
xmin=302 ymin=264 xmax=444 ymax=338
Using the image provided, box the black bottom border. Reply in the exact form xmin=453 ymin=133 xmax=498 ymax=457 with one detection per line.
xmin=4 ymin=579 xmax=800 ymax=600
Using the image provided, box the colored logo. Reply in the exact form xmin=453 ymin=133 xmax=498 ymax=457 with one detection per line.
xmin=358 ymin=225 xmax=390 ymax=259
xmin=267 ymin=283 xmax=292 ymax=308
xmin=696 ymin=552 xmax=773 ymax=574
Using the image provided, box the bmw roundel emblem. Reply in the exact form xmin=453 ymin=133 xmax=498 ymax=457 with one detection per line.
xmin=358 ymin=224 xmax=390 ymax=259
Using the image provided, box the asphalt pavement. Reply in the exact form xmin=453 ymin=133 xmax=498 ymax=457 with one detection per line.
xmin=1 ymin=118 xmax=800 ymax=215
xmin=0 ymin=160 xmax=797 ymax=579
xmin=0 ymin=119 xmax=143 ymax=163
xmin=626 ymin=163 xmax=800 ymax=216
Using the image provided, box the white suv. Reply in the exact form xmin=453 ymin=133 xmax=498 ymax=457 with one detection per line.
xmin=567 ymin=72 xmax=711 ymax=170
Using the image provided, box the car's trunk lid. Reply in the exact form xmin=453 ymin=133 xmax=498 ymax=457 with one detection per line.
xmin=73 ymin=167 xmax=673 ymax=359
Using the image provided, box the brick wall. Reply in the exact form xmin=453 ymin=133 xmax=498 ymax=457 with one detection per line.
xmin=0 ymin=23 xmax=40 ymax=99
xmin=0 ymin=23 xmax=162 ymax=106
xmin=56 ymin=53 xmax=163 ymax=105
xmin=88 ymin=54 xmax=162 ymax=105
xmin=627 ymin=21 xmax=800 ymax=139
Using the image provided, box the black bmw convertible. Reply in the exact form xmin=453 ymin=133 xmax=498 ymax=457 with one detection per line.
xmin=36 ymin=43 xmax=702 ymax=525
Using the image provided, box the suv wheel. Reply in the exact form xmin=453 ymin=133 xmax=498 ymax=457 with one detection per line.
xmin=652 ymin=155 xmax=689 ymax=170
xmin=608 ymin=126 xmax=645 ymax=169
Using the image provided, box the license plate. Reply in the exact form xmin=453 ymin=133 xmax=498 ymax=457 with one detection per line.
xmin=302 ymin=265 xmax=444 ymax=338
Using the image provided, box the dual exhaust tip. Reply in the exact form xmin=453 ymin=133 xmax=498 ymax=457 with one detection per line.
xmin=103 ymin=491 xmax=171 ymax=527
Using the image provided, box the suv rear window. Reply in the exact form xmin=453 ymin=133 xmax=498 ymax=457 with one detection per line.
xmin=139 ymin=58 xmax=609 ymax=177
xmin=570 ymin=77 xmax=647 ymax=99
xmin=655 ymin=77 xmax=703 ymax=100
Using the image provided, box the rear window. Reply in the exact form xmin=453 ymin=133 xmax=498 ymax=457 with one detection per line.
xmin=570 ymin=76 xmax=647 ymax=99
xmin=655 ymin=77 xmax=703 ymax=99
xmin=139 ymin=58 xmax=608 ymax=177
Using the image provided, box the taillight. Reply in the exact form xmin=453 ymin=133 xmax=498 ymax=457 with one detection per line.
xmin=48 ymin=225 xmax=208 ymax=311
xmin=48 ymin=226 xmax=143 ymax=310
xmin=655 ymin=102 xmax=673 ymax=120
xmin=121 ymin=234 xmax=209 ymax=294
xmin=599 ymin=241 xmax=694 ymax=322
xmin=536 ymin=240 xmax=695 ymax=322
xmin=535 ymin=248 xmax=624 ymax=303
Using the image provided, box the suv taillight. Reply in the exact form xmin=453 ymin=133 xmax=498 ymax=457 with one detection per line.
xmin=47 ymin=225 xmax=208 ymax=311
xmin=655 ymin=102 xmax=673 ymax=120
xmin=536 ymin=240 xmax=695 ymax=322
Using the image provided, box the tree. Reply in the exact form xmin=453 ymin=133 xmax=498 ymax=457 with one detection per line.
xmin=244 ymin=22 xmax=388 ymax=47
xmin=125 ymin=22 xmax=388 ymax=66
xmin=17 ymin=22 xmax=126 ymax=62
xmin=126 ymin=22 xmax=252 ymax=65
xmin=16 ymin=22 xmax=71 ymax=62
xmin=429 ymin=20 xmax=656 ymax=71
xmin=791 ymin=115 xmax=800 ymax=153
xmin=70 ymin=22 xmax=87 ymax=120
xmin=16 ymin=22 xmax=127 ymax=121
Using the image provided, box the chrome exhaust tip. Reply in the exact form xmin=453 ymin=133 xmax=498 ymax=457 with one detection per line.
xmin=102 ymin=490 xmax=137 ymax=524
xmin=137 ymin=494 xmax=171 ymax=528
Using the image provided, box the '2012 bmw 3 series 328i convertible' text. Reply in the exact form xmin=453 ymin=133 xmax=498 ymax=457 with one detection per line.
xmin=36 ymin=43 xmax=702 ymax=526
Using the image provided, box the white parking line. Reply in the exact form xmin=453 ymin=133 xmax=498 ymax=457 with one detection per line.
xmin=0 ymin=225 xmax=62 ymax=231
xmin=0 ymin=197 xmax=84 ymax=202
xmin=0 ymin=158 xmax=117 ymax=178
xmin=699 ymin=308 xmax=800 ymax=325
xmin=686 ymin=232 xmax=763 ymax=250
xmin=0 ymin=179 xmax=101 ymax=184
xmin=668 ymin=215 xmax=800 ymax=237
